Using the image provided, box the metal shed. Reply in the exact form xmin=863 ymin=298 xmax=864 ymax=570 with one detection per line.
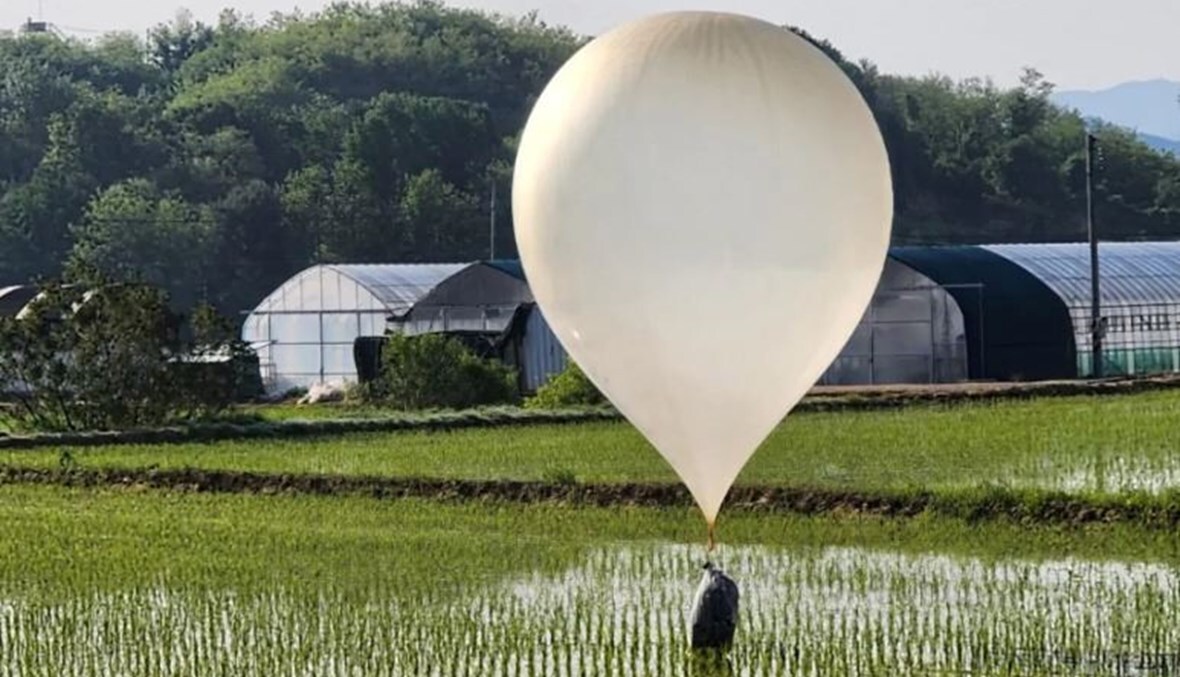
xmin=242 ymin=263 xmax=465 ymax=394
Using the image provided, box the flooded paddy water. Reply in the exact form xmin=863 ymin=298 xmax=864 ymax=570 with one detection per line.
xmin=5 ymin=541 xmax=1180 ymax=676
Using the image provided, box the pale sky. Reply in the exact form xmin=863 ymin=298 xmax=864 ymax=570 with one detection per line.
xmin=6 ymin=0 xmax=1177 ymax=91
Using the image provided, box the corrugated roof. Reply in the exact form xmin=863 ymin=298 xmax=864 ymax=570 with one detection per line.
xmin=984 ymin=242 xmax=1180 ymax=307
xmin=325 ymin=263 xmax=469 ymax=314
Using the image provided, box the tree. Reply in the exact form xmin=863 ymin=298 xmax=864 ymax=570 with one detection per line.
xmin=64 ymin=88 xmax=166 ymax=188
xmin=0 ymin=115 xmax=94 ymax=283
xmin=525 ymin=361 xmax=605 ymax=409
xmin=148 ymin=10 xmax=216 ymax=73
xmin=315 ymin=157 xmax=390 ymax=263
xmin=400 ymin=169 xmax=484 ymax=261
xmin=157 ymin=127 xmax=265 ymax=202
xmin=208 ymin=179 xmax=287 ymax=312
xmin=1 ymin=3 xmax=1179 ymax=316
xmin=344 ymin=92 xmax=498 ymax=197
xmin=68 ymin=179 xmax=216 ymax=309
xmin=367 ymin=333 xmax=517 ymax=410
xmin=91 ymin=32 xmax=164 ymax=94
xmin=0 ymin=279 xmax=250 ymax=431
xmin=279 ymin=164 xmax=333 ymax=265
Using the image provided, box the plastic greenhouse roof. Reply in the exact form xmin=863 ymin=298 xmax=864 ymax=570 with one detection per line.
xmin=326 ymin=263 xmax=468 ymax=313
xmin=889 ymin=246 xmax=1077 ymax=380
xmin=0 ymin=285 xmax=37 ymax=317
xmin=983 ymin=242 xmax=1180 ymax=307
xmin=484 ymin=259 xmax=527 ymax=281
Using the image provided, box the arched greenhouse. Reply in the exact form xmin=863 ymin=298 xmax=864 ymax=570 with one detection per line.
xmin=243 ymin=242 xmax=1180 ymax=395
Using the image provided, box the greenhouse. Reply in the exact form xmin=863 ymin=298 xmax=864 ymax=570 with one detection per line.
xmin=0 ymin=285 xmax=38 ymax=318
xmin=390 ymin=260 xmax=567 ymax=393
xmin=889 ymin=241 xmax=1180 ymax=381
xmin=818 ymin=258 xmax=968 ymax=385
xmin=242 ymin=264 xmax=466 ymax=394
xmin=887 ymin=245 xmax=1077 ymax=382
xmin=242 ymin=262 xmax=566 ymax=395
xmin=986 ymin=242 xmax=1180 ymax=378
xmin=242 ymin=242 xmax=1180 ymax=395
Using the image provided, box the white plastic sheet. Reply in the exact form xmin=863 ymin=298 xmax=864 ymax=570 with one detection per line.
xmin=514 ymin=12 xmax=893 ymax=527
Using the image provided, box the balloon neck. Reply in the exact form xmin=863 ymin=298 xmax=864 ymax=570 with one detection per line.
xmin=706 ymin=521 xmax=716 ymax=554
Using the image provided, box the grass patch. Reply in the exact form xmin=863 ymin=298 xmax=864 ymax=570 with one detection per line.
xmin=11 ymin=466 xmax=1180 ymax=530
xmin=5 ymin=390 xmax=1180 ymax=497
xmin=239 ymin=402 xmax=404 ymax=421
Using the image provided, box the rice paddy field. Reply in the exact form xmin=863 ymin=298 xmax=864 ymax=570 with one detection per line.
xmin=4 ymin=390 xmax=1180 ymax=496
xmin=5 ymin=486 xmax=1180 ymax=676
xmin=5 ymin=390 xmax=1180 ymax=675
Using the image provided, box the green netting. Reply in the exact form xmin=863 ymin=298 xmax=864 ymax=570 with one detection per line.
xmin=1077 ymin=349 xmax=1179 ymax=377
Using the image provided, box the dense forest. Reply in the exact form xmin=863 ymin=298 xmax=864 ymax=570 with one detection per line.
xmin=0 ymin=1 xmax=1177 ymax=313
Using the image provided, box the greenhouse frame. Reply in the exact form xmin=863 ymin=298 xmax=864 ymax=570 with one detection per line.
xmin=986 ymin=242 xmax=1180 ymax=378
xmin=242 ymin=262 xmax=566 ymax=395
xmin=242 ymin=264 xmax=467 ymax=394
xmin=242 ymin=241 xmax=1180 ymax=394
xmin=818 ymin=257 xmax=968 ymax=385
xmin=0 ymin=285 xmax=39 ymax=318
xmin=888 ymin=241 xmax=1180 ymax=381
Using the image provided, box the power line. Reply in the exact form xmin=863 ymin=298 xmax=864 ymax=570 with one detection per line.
xmin=52 ymin=24 xmax=112 ymax=36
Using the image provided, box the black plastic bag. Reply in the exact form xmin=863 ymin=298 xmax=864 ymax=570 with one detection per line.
xmin=690 ymin=562 xmax=739 ymax=649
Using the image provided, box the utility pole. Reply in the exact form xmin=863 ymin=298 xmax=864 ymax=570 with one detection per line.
xmin=1086 ymin=132 xmax=1103 ymax=378
xmin=489 ymin=179 xmax=497 ymax=261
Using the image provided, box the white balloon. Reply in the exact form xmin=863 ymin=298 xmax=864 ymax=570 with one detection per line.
xmin=513 ymin=12 xmax=893 ymax=528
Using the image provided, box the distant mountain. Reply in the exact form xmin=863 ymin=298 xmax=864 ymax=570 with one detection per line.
xmin=1052 ymin=79 xmax=1180 ymax=155
xmin=1139 ymin=132 xmax=1180 ymax=156
xmin=1052 ymin=79 xmax=1180 ymax=141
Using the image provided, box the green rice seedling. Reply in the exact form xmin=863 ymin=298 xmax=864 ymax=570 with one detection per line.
xmin=4 ymin=486 xmax=1180 ymax=675
xmin=5 ymin=390 xmax=1180 ymax=500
